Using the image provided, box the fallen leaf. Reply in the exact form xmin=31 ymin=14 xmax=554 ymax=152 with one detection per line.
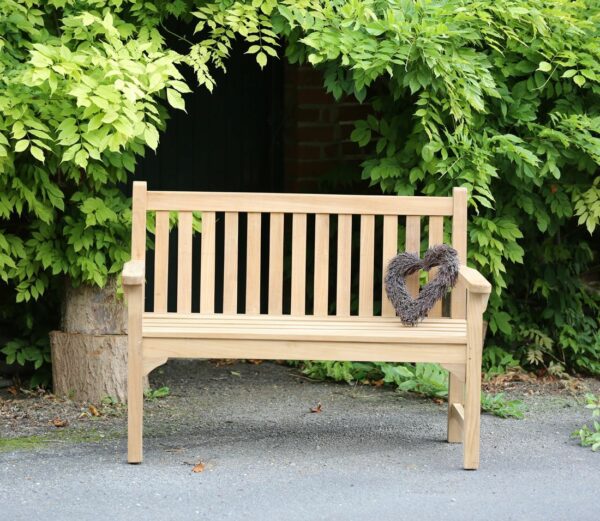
xmin=88 ymin=404 xmax=101 ymax=417
xmin=51 ymin=417 xmax=68 ymax=428
xmin=230 ymin=371 xmax=241 ymax=377
xmin=372 ymin=379 xmax=385 ymax=388
xmin=192 ymin=462 xmax=205 ymax=473
xmin=7 ymin=386 xmax=18 ymax=396
xmin=433 ymin=398 xmax=444 ymax=405
xmin=310 ymin=402 xmax=322 ymax=413
xmin=211 ymin=359 xmax=238 ymax=366
xmin=247 ymin=359 xmax=263 ymax=365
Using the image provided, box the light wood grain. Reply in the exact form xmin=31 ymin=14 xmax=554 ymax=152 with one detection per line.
xmin=131 ymin=181 xmax=147 ymax=261
xmin=223 ymin=212 xmax=238 ymax=314
xmin=176 ymin=212 xmax=192 ymax=313
xmin=428 ymin=216 xmax=444 ymax=317
xmin=245 ymin=213 xmax=262 ymax=314
xmin=127 ymin=283 xmax=143 ymax=463
xmin=381 ymin=215 xmax=398 ymax=317
xmin=147 ymin=191 xmax=453 ymax=216
xmin=127 ymin=181 xmax=146 ymax=463
xmin=451 ymin=187 xmax=467 ymax=319
xmin=144 ymin=338 xmax=466 ymax=365
xmin=464 ymin=292 xmax=486 ymax=470
xmin=268 ymin=213 xmax=284 ymax=314
xmin=336 ymin=215 xmax=352 ymax=316
xmin=291 ymin=213 xmax=307 ymax=315
xmin=123 ymin=260 xmax=145 ymax=286
xmin=142 ymin=315 xmax=468 ymax=343
xmin=313 ymin=214 xmax=330 ymax=317
xmin=200 ymin=212 xmax=216 ymax=314
xmin=458 ymin=266 xmax=491 ymax=294
xmin=405 ymin=216 xmax=421 ymax=298
xmin=153 ymin=211 xmax=169 ymax=313
xmin=359 ymin=215 xmax=374 ymax=317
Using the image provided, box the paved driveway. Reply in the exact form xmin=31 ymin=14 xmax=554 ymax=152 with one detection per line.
xmin=1 ymin=361 xmax=598 ymax=520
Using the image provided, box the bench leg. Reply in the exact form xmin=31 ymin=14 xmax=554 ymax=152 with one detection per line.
xmin=447 ymin=373 xmax=464 ymax=443
xmin=463 ymin=292 xmax=486 ymax=470
xmin=127 ymin=285 xmax=144 ymax=464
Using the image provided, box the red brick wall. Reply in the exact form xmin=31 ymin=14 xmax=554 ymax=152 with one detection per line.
xmin=283 ymin=64 xmax=371 ymax=193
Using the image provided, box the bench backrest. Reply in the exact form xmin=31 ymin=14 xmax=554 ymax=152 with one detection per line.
xmin=130 ymin=182 xmax=467 ymax=319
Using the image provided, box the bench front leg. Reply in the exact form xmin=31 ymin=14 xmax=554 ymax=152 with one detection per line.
xmin=463 ymin=291 xmax=489 ymax=470
xmin=124 ymin=280 xmax=144 ymax=464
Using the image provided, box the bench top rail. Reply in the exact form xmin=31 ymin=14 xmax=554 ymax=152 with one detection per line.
xmin=146 ymin=190 xmax=454 ymax=216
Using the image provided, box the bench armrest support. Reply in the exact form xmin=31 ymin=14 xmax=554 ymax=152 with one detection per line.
xmin=458 ymin=266 xmax=491 ymax=295
xmin=122 ymin=260 xmax=145 ymax=286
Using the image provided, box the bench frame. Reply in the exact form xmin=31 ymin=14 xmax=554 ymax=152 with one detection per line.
xmin=122 ymin=182 xmax=491 ymax=469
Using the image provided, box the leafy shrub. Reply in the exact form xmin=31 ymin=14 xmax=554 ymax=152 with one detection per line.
xmin=301 ymin=360 xmax=524 ymax=418
xmin=184 ymin=0 xmax=600 ymax=375
xmin=572 ymin=394 xmax=600 ymax=451
xmin=2 ymin=0 xmax=598 ymax=383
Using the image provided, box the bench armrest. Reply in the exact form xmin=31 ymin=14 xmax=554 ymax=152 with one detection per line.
xmin=458 ymin=265 xmax=491 ymax=294
xmin=122 ymin=260 xmax=145 ymax=286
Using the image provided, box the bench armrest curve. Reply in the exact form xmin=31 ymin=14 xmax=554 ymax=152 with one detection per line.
xmin=458 ymin=265 xmax=491 ymax=294
xmin=122 ymin=260 xmax=145 ymax=286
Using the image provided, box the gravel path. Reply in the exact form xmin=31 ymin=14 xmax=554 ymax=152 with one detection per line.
xmin=1 ymin=360 xmax=598 ymax=520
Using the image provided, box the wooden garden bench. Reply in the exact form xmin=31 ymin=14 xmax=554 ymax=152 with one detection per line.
xmin=122 ymin=182 xmax=491 ymax=469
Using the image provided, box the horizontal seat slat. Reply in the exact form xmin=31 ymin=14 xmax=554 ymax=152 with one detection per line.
xmin=146 ymin=191 xmax=453 ymax=216
xmin=142 ymin=315 xmax=467 ymax=344
xmin=143 ymin=338 xmax=466 ymax=364
xmin=143 ymin=313 xmax=466 ymax=326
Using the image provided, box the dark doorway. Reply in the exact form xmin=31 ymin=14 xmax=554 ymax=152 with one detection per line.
xmin=136 ymin=44 xmax=284 ymax=193
xmin=134 ymin=38 xmax=284 ymax=312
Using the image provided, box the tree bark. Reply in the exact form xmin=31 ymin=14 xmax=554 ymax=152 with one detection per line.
xmin=50 ymin=277 xmax=148 ymax=403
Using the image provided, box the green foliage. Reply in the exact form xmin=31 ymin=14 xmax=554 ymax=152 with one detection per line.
xmin=480 ymin=392 xmax=525 ymax=419
xmin=0 ymin=0 xmax=198 ymax=381
xmin=2 ymin=0 xmax=598 ymax=383
xmin=144 ymin=386 xmax=170 ymax=400
xmin=301 ymin=361 xmax=524 ymax=418
xmin=572 ymin=394 xmax=600 ymax=451
xmin=268 ymin=0 xmax=600 ymax=375
xmin=180 ymin=0 xmax=600 ymax=373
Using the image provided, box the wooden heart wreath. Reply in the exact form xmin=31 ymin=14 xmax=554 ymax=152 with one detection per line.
xmin=384 ymin=244 xmax=459 ymax=326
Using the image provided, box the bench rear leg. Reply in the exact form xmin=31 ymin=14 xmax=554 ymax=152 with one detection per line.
xmin=447 ymin=373 xmax=464 ymax=443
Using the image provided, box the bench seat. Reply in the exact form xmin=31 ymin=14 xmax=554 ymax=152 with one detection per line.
xmin=143 ymin=314 xmax=467 ymax=343
xmin=140 ymin=315 xmax=468 ymax=368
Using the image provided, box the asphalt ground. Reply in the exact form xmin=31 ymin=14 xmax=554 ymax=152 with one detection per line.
xmin=1 ymin=360 xmax=598 ymax=521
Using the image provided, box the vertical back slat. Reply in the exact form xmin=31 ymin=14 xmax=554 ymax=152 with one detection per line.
xmin=405 ymin=216 xmax=421 ymax=298
xmin=153 ymin=211 xmax=169 ymax=313
xmin=336 ymin=214 xmax=352 ymax=316
xmin=359 ymin=215 xmax=375 ymax=316
xmin=268 ymin=212 xmax=284 ymax=314
xmin=291 ymin=213 xmax=307 ymax=315
xmin=428 ymin=216 xmax=444 ymax=317
xmin=177 ymin=212 xmax=192 ymax=313
xmin=381 ymin=215 xmax=398 ymax=317
xmin=451 ymin=187 xmax=468 ymax=319
xmin=313 ymin=214 xmax=330 ymax=317
xmin=245 ymin=212 xmax=261 ymax=314
xmin=200 ymin=211 xmax=216 ymax=314
xmin=223 ymin=212 xmax=239 ymax=314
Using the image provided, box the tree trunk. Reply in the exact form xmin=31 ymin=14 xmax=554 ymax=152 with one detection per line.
xmin=50 ymin=277 xmax=148 ymax=403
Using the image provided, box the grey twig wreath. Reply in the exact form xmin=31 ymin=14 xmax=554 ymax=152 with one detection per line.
xmin=384 ymin=244 xmax=459 ymax=326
